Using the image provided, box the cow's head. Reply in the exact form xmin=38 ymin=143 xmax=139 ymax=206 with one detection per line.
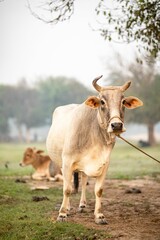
xmin=85 ymin=75 xmax=143 ymax=134
xmin=19 ymin=148 xmax=44 ymax=167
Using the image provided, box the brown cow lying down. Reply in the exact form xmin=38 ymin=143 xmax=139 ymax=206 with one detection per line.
xmin=20 ymin=147 xmax=63 ymax=181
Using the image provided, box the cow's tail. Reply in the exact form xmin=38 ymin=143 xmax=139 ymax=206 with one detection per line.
xmin=73 ymin=172 xmax=79 ymax=194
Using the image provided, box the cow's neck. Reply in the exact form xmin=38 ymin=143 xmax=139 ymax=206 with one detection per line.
xmin=96 ymin=107 xmax=116 ymax=145
xmin=72 ymin=105 xmax=115 ymax=152
xmin=32 ymin=156 xmax=40 ymax=169
xmin=32 ymin=155 xmax=47 ymax=169
xmin=100 ymin=127 xmax=116 ymax=145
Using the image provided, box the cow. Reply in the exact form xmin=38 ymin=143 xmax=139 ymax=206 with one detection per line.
xmin=46 ymin=75 xmax=143 ymax=224
xmin=19 ymin=147 xmax=63 ymax=181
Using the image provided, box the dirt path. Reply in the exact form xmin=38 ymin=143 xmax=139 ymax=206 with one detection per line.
xmin=27 ymin=178 xmax=160 ymax=240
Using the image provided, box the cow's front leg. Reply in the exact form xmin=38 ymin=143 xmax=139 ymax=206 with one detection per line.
xmin=57 ymin=164 xmax=72 ymax=222
xmin=78 ymin=172 xmax=88 ymax=212
xmin=94 ymin=164 xmax=109 ymax=225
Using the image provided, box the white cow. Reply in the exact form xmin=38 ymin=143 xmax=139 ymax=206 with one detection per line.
xmin=46 ymin=76 xmax=143 ymax=224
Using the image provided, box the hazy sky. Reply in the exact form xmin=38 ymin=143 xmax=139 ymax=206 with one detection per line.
xmin=0 ymin=0 xmax=135 ymax=88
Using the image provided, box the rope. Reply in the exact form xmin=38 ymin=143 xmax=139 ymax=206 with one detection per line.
xmin=116 ymin=134 xmax=160 ymax=164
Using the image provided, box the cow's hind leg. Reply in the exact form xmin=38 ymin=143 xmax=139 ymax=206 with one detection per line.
xmin=94 ymin=164 xmax=108 ymax=225
xmin=57 ymin=165 xmax=73 ymax=222
xmin=78 ymin=172 xmax=88 ymax=212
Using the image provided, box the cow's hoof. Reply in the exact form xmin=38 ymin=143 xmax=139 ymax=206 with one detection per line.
xmin=95 ymin=214 xmax=108 ymax=225
xmin=57 ymin=213 xmax=67 ymax=222
xmin=78 ymin=205 xmax=86 ymax=213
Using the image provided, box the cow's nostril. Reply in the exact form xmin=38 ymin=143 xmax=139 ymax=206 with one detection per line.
xmin=111 ymin=123 xmax=115 ymax=130
xmin=111 ymin=122 xmax=123 ymax=131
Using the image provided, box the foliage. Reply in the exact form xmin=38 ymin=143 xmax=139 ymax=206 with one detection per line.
xmin=96 ymin=0 xmax=160 ymax=58
xmin=0 ymin=80 xmax=44 ymax=133
xmin=28 ymin=0 xmax=160 ymax=58
xmin=13 ymin=82 xmax=43 ymax=130
xmin=0 ymin=76 xmax=92 ymax=141
xmin=36 ymin=76 xmax=92 ymax=122
xmin=130 ymin=74 xmax=160 ymax=125
xmin=27 ymin=0 xmax=74 ymax=24
xmin=0 ymin=85 xmax=16 ymax=140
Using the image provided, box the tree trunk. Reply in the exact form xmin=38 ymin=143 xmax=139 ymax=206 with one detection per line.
xmin=17 ymin=125 xmax=23 ymax=142
xmin=26 ymin=128 xmax=30 ymax=143
xmin=147 ymin=123 xmax=156 ymax=146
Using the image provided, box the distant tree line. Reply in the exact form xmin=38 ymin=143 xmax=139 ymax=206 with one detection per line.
xmin=0 ymin=73 xmax=159 ymax=145
xmin=0 ymin=76 xmax=92 ymax=142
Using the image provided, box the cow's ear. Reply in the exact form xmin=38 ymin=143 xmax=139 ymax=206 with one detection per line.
xmin=85 ymin=96 xmax=100 ymax=108
xmin=26 ymin=147 xmax=33 ymax=153
xmin=122 ymin=96 xmax=143 ymax=109
xmin=36 ymin=150 xmax=44 ymax=154
xmin=27 ymin=147 xmax=33 ymax=152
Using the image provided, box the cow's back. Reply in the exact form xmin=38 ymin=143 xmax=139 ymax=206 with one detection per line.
xmin=46 ymin=104 xmax=78 ymax=166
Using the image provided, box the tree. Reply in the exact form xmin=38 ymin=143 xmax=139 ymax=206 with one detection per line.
xmin=0 ymin=77 xmax=92 ymax=142
xmin=12 ymin=81 xmax=45 ymax=142
xmin=36 ymin=76 xmax=93 ymax=122
xmin=96 ymin=0 xmax=160 ymax=58
xmin=0 ymin=85 xmax=15 ymax=141
xmin=0 ymin=89 xmax=9 ymax=141
xmin=140 ymin=74 xmax=160 ymax=145
xmin=125 ymin=74 xmax=160 ymax=146
xmin=27 ymin=0 xmax=160 ymax=58
xmin=106 ymin=55 xmax=160 ymax=145
xmin=0 ymin=80 xmax=45 ymax=143
xmin=27 ymin=0 xmax=74 ymax=24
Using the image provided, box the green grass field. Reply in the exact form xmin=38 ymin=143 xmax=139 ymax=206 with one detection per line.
xmin=0 ymin=142 xmax=160 ymax=239
xmin=0 ymin=141 xmax=159 ymax=179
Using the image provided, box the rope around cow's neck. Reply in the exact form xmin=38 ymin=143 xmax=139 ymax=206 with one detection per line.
xmin=116 ymin=134 xmax=160 ymax=164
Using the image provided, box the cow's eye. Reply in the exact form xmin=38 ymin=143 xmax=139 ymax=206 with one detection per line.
xmin=122 ymin=99 xmax=126 ymax=105
xmin=100 ymin=99 xmax=105 ymax=105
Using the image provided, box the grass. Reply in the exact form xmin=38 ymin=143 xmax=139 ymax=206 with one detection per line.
xmin=0 ymin=141 xmax=160 ymax=239
xmin=0 ymin=178 xmax=110 ymax=240
xmin=0 ymin=141 xmax=159 ymax=179
xmin=108 ymin=140 xmax=160 ymax=179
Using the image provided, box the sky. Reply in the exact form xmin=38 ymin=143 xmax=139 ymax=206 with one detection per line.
xmin=0 ymin=0 xmax=136 ymax=88
xmin=1 ymin=0 xmax=160 ymax=140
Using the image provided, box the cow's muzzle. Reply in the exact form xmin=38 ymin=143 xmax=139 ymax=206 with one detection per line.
xmin=108 ymin=116 xmax=126 ymax=133
xmin=111 ymin=122 xmax=123 ymax=131
xmin=19 ymin=162 xmax=25 ymax=167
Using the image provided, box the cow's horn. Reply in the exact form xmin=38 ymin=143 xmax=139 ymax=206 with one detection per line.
xmin=92 ymin=75 xmax=103 ymax=92
xmin=121 ymin=81 xmax=131 ymax=92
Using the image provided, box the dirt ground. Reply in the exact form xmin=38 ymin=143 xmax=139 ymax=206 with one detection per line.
xmin=29 ymin=178 xmax=160 ymax=240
